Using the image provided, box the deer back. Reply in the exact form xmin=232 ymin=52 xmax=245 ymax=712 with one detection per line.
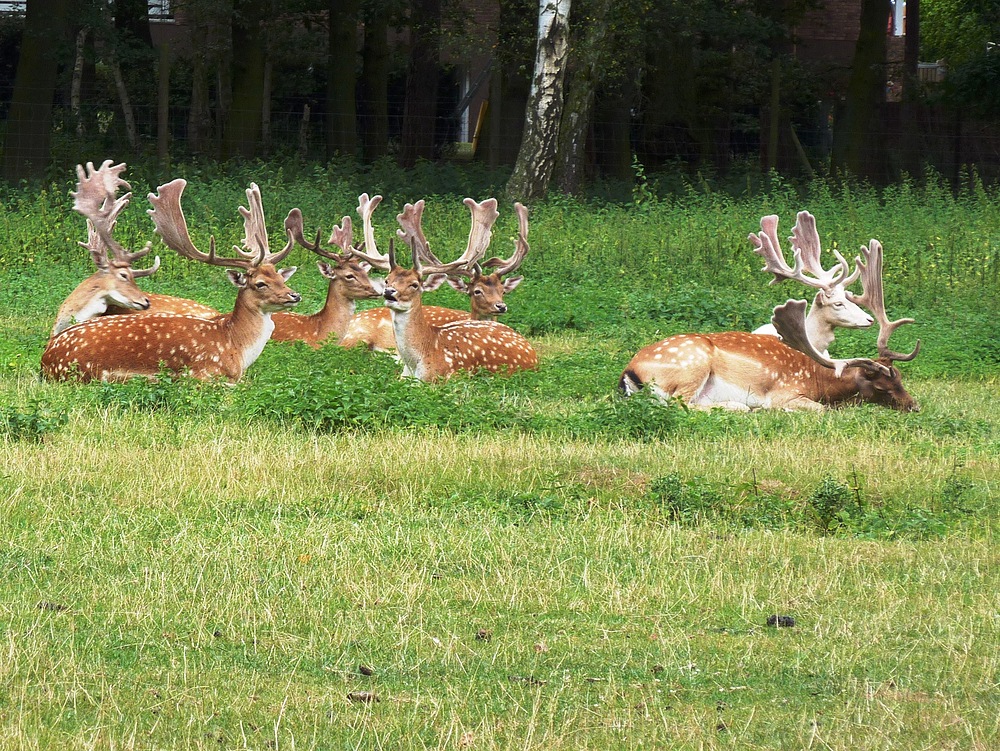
xmin=621 ymin=331 xmax=915 ymax=411
xmin=339 ymin=305 xmax=471 ymax=351
xmin=42 ymin=263 xmax=299 ymax=382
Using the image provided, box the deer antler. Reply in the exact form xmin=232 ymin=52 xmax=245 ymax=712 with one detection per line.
xmin=73 ymin=160 xmax=159 ymax=274
xmin=771 ymin=299 xmax=890 ymax=377
xmin=345 ymin=193 xmax=392 ymax=270
xmin=481 ymin=202 xmax=529 ymax=276
xmin=397 ymin=197 xmax=500 ymax=279
xmin=147 ymin=179 xmax=254 ymax=270
xmin=236 ymin=183 xmax=295 ymax=266
xmin=751 ymin=211 xmax=853 ymax=292
xmin=847 ymin=240 xmax=921 ymax=362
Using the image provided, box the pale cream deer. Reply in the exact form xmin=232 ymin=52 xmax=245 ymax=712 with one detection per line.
xmin=339 ymin=195 xmax=529 ymax=350
xmin=52 ymin=160 xmax=218 ymax=337
xmin=750 ymin=211 xmax=872 ymax=355
xmin=620 ymin=239 xmax=919 ymax=411
xmin=268 ymin=209 xmax=389 ymax=347
xmin=380 ymin=200 xmax=538 ymax=381
xmin=42 ymin=179 xmax=301 ymax=382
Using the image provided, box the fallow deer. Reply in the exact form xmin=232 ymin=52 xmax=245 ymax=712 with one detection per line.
xmin=381 ymin=199 xmax=538 ymax=382
xmin=52 ymin=160 xmax=218 ymax=337
xmin=620 ymin=239 xmax=919 ymax=412
xmin=750 ymin=211 xmax=872 ymax=356
xmin=268 ymin=209 xmax=389 ymax=347
xmin=338 ymin=195 xmax=529 ymax=351
xmin=41 ymin=179 xmax=301 ymax=382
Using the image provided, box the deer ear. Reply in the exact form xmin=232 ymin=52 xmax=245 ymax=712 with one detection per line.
xmin=317 ymin=261 xmax=335 ymax=280
xmin=502 ymin=275 xmax=524 ymax=293
xmin=446 ymin=277 xmax=469 ymax=293
xmin=280 ymin=266 xmax=297 ymax=281
xmin=226 ymin=269 xmax=248 ymax=288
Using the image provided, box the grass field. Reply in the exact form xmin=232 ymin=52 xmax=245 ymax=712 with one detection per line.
xmin=0 ymin=164 xmax=997 ymax=748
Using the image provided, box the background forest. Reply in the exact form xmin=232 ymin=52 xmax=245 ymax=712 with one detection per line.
xmin=1 ymin=0 xmax=1000 ymax=196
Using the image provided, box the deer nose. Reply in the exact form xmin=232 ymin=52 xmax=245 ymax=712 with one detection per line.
xmin=495 ymin=302 xmax=508 ymax=314
xmin=139 ymin=297 xmax=151 ymax=309
xmin=383 ymin=287 xmax=397 ymax=301
xmin=288 ymin=292 xmax=302 ymax=304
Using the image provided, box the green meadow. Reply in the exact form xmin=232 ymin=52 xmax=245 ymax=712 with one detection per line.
xmin=1 ymin=162 xmax=997 ymax=749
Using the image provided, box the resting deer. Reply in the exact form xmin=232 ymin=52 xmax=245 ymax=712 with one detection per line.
xmin=620 ymin=239 xmax=919 ymax=411
xmin=41 ymin=179 xmax=301 ymax=382
xmin=268 ymin=209 xmax=389 ymax=347
xmin=52 ymin=161 xmax=218 ymax=337
xmin=338 ymin=195 xmax=529 ymax=351
xmin=750 ymin=211 xmax=872 ymax=356
xmin=381 ymin=199 xmax=538 ymax=382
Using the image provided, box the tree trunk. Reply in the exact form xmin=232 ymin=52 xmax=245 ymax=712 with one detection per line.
xmin=223 ymin=0 xmax=268 ymax=159
xmin=478 ymin=0 xmax=534 ymax=167
xmin=399 ymin=0 xmax=441 ymax=168
xmin=554 ymin=0 xmax=611 ymax=196
xmin=113 ymin=0 xmax=155 ymax=140
xmin=505 ymin=0 xmax=572 ymax=202
xmin=157 ymin=43 xmax=170 ymax=166
xmin=360 ymin=9 xmax=389 ymax=162
xmin=2 ymin=0 xmax=75 ymax=183
xmin=831 ymin=0 xmax=890 ymax=179
xmin=899 ymin=0 xmax=921 ymax=177
xmin=327 ymin=0 xmax=360 ymax=159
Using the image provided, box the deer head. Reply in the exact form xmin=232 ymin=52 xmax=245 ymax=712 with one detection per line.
xmin=750 ymin=211 xmax=873 ymax=352
xmin=40 ymin=178 xmax=302 ymax=383
xmin=380 ymin=197 xmax=537 ymax=381
xmin=51 ymin=160 xmax=161 ymax=336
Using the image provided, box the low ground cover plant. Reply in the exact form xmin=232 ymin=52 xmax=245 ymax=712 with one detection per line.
xmin=0 ymin=162 xmax=997 ymax=749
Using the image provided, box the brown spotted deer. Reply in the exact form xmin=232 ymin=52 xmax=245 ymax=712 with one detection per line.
xmin=619 ymin=239 xmax=919 ymax=411
xmin=41 ymin=179 xmax=301 ymax=382
xmin=268 ymin=209 xmax=389 ymax=347
xmin=750 ymin=211 xmax=872 ymax=356
xmin=338 ymin=195 xmax=529 ymax=350
xmin=52 ymin=161 xmax=218 ymax=337
xmin=381 ymin=200 xmax=538 ymax=381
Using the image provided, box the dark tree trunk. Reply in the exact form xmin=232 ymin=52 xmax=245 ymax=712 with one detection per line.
xmin=2 ymin=0 xmax=75 ymax=182
xmin=327 ymin=0 xmax=360 ymax=159
xmin=554 ymin=0 xmax=612 ymax=196
xmin=399 ymin=0 xmax=441 ymax=168
xmin=831 ymin=0 xmax=890 ymax=179
xmin=478 ymin=0 xmax=534 ymax=167
xmin=360 ymin=7 xmax=389 ymax=162
xmin=113 ymin=0 xmax=155 ymax=140
xmin=593 ymin=82 xmax=633 ymax=181
xmin=899 ymin=0 xmax=921 ymax=176
xmin=224 ymin=0 xmax=268 ymax=159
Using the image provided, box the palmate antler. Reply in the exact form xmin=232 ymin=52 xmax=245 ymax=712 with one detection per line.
xmin=396 ymin=197 xmax=501 ymax=278
xmin=147 ymin=179 xmax=296 ymax=270
xmin=847 ymin=239 xmax=921 ymax=363
xmin=480 ymin=202 xmax=529 ymax=276
xmin=750 ymin=211 xmax=856 ymax=292
xmin=73 ymin=160 xmax=160 ymax=276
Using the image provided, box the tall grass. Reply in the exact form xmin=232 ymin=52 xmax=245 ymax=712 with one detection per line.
xmin=1 ymin=162 xmax=998 ymax=748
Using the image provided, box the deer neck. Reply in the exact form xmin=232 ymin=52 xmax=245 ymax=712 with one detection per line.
xmin=223 ymin=291 xmax=275 ymax=373
xmin=805 ymin=297 xmax=836 ymax=356
xmin=389 ymin=296 xmax=436 ymax=376
xmin=793 ymin=355 xmax=868 ymax=405
xmin=311 ymin=283 xmax=356 ymax=341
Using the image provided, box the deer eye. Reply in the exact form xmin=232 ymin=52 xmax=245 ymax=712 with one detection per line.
xmin=255 ymin=281 xmax=267 ymax=289
xmin=410 ymin=282 xmax=419 ymax=290
xmin=833 ymin=302 xmax=844 ymax=309
xmin=119 ymin=271 xmax=129 ymax=280
xmin=473 ymin=289 xmax=483 ymax=296
xmin=344 ymin=274 xmax=355 ymax=281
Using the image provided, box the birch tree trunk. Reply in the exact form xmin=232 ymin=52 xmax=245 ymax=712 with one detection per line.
xmin=505 ymin=0 xmax=571 ymax=202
